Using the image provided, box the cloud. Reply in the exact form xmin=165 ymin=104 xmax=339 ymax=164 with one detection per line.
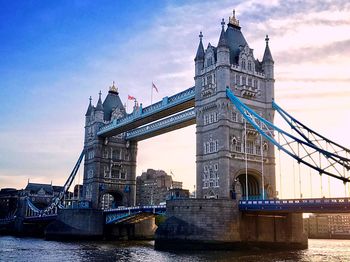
xmin=274 ymin=39 xmax=350 ymax=64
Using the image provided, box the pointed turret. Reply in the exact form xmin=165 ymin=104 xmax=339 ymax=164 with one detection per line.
xmin=217 ymin=19 xmax=230 ymax=66
xmin=262 ymin=35 xmax=274 ymax=79
xmin=96 ymin=91 xmax=104 ymax=111
xmin=217 ymin=19 xmax=228 ymax=48
xmin=94 ymin=90 xmax=104 ymax=122
xmin=262 ymin=35 xmax=274 ymax=63
xmin=194 ymin=31 xmax=204 ymax=62
xmin=194 ymin=32 xmax=205 ymax=77
xmin=85 ymin=96 xmax=93 ymax=116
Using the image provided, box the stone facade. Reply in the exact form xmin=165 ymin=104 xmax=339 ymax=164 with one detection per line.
xmin=83 ymin=84 xmax=137 ymax=209
xmin=194 ymin=11 xmax=276 ymax=200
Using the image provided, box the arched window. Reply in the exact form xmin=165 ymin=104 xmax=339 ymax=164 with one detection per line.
xmin=242 ymin=59 xmax=246 ymax=70
xmin=248 ymin=61 xmax=252 ymax=71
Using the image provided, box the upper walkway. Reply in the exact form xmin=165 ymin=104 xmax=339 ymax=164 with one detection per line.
xmin=97 ymin=87 xmax=195 ymax=137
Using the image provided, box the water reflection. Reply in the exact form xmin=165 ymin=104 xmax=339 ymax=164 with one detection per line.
xmin=1 ymin=237 xmax=350 ymax=262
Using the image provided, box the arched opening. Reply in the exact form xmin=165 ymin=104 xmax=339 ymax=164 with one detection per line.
xmin=101 ymin=192 xmax=123 ymax=210
xmin=236 ymin=173 xmax=260 ymax=199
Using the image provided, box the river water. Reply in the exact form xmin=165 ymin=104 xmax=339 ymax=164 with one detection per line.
xmin=1 ymin=237 xmax=350 ymax=261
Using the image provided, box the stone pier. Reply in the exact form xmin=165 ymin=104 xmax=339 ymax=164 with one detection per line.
xmin=45 ymin=209 xmax=104 ymax=240
xmin=155 ymin=199 xmax=308 ymax=250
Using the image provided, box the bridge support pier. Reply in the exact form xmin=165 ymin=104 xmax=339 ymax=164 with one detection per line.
xmin=155 ymin=199 xmax=307 ymax=250
xmin=45 ymin=209 xmax=104 ymax=240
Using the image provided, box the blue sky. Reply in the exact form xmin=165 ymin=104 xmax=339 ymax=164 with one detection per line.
xmin=1 ymin=1 xmax=350 ymax=197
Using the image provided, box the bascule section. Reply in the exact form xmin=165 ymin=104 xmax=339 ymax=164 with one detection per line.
xmin=194 ymin=11 xmax=276 ymax=200
xmin=83 ymin=83 xmax=138 ymax=209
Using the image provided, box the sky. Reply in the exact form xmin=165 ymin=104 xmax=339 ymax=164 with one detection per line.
xmin=1 ymin=0 xmax=350 ymax=198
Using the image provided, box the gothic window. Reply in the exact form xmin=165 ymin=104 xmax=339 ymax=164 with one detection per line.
xmin=246 ymin=141 xmax=254 ymax=154
xmin=256 ymin=144 xmax=261 ymax=155
xmin=254 ymin=79 xmax=258 ymax=89
xmin=242 ymin=59 xmax=246 ymax=70
xmin=120 ymin=172 xmax=126 ymax=180
xmin=204 ymin=114 xmax=209 ymax=125
xmin=235 ymin=141 xmax=242 ymax=152
xmin=248 ymin=78 xmax=252 ymax=86
xmin=232 ymin=111 xmax=238 ymax=122
xmin=215 ymin=140 xmax=218 ymax=152
xmin=207 ymin=75 xmax=212 ymax=85
xmin=214 ymin=163 xmax=218 ymax=171
xmin=210 ymin=114 xmax=214 ymax=123
xmin=202 ymin=77 xmax=205 ymax=86
xmin=111 ymin=167 xmax=120 ymax=179
xmin=87 ymin=150 xmax=94 ymax=160
xmin=204 ymin=139 xmax=218 ymax=154
xmin=242 ymin=76 xmax=246 ymax=85
xmin=248 ymin=61 xmax=252 ymax=71
xmin=209 ymin=142 xmax=214 ymax=153
xmin=103 ymin=149 xmax=109 ymax=158
xmin=236 ymin=75 xmax=240 ymax=85
xmin=104 ymin=166 xmax=110 ymax=178
xmin=112 ymin=149 xmax=120 ymax=161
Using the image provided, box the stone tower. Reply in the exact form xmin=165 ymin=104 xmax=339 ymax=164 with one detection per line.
xmin=195 ymin=11 xmax=276 ymax=200
xmin=83 ymin=83 xmax=137 ymax=209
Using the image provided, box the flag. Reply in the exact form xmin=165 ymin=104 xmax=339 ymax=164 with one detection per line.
xmin=152 ymin=82 xmax=159 ymax=93
xmin=128 ymin=95 xmax=135 ymax=100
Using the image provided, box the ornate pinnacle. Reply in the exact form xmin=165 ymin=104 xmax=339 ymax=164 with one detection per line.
xmin=109 ymin=81 xmax=118 ymax=93
xmin=229 ymin=9 xmax=240 ymax=27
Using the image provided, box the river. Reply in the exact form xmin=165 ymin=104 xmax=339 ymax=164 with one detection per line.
xmin=1 ymin=237 xmax=350 ymax=261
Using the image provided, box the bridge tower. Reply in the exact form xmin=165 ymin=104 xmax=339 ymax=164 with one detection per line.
xmin=83 ymin=83 xmax=137 ymax=209
xmin=195 ymin=11 xmax=276 ymax=200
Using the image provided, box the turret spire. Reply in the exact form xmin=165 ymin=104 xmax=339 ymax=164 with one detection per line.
xmin=85 ymin=96 xmax=93 ymax=116
xmin=194 ymin=31 xmax=205 ymax=61
xmin=263 ymin=34 xmax=274 ymax=63
xmin=217 ymin=18 xmax=228 ymax=48
xmin=96 ymin=90 xmax=104 ymax=111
